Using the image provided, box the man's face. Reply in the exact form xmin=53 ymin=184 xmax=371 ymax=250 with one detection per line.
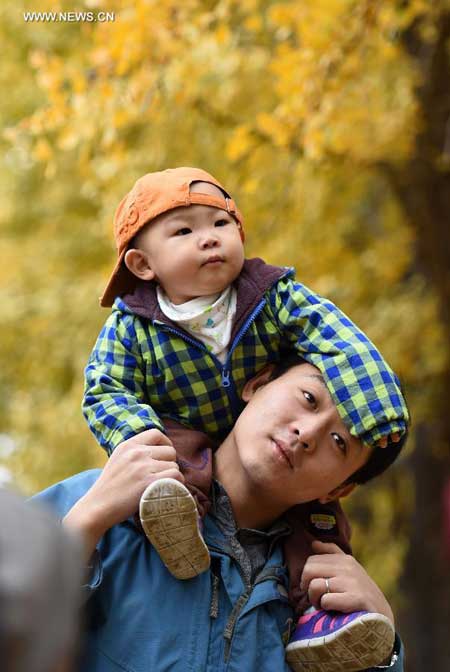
xmin=128 ymin=182 xmax=245 ymax=304
xmin=228 ymin=363 xmax=372 ymax=509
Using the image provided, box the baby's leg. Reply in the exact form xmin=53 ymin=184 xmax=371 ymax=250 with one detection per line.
xmin=283 ymin=501 xmax=394 ymax=671
xmin=139 ymin=420 xmax=213 ymax=579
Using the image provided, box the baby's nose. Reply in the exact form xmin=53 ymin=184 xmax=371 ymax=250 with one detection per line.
xmin=199 ymin=234 xmax=219 ymax=249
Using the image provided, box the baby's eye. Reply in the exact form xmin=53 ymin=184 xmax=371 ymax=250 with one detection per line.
xmin=302 ymin=391 xmax=316 ymax=407
xmin=214 ymin=219 xmax=230 ymax=227
xmin=331 ymin=433 xmax=347 ymax=455
xmin=174 ymin=227 xmax=192 ymax=236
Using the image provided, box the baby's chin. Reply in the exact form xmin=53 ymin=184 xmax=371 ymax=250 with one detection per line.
xmin=196 ymin=281 xmax=232 ymax=297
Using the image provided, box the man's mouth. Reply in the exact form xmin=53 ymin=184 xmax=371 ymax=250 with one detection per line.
xmin=271 ymin=438 xmax=294 ymax=470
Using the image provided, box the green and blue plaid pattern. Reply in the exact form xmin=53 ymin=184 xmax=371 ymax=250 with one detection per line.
xmin=83 ymin=271 xmax=409 ymax=454
xmin=270 ymin=278 xmax=409 ymax=446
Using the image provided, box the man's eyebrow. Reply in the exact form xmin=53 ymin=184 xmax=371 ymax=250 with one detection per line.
xmin=302 ymin=374 xmax=327 ymax=388
xmin=300 ymin=373 xmax=334 ymax=403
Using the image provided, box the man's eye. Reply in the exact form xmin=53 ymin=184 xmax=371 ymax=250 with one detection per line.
xmin=214 ymin=219 xmax=229 ymax=227
xmin=302 ymin=391 xmax=316 ymax=406
xmin=174 ymin=227 xmax=192 ymax=236
xmin=332 ymin=433 xmax=347 ymax=455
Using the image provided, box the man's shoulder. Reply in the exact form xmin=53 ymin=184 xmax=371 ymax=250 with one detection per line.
xmin=30 ymin=469 xmax=102 ymax=517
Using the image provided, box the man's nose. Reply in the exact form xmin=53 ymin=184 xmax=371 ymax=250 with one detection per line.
xmin=289 ymin=419 xmax=321 ymax=452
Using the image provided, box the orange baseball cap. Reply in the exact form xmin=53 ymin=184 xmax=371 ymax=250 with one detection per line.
xmin=100 ymin=167 xmax=245 ymax=307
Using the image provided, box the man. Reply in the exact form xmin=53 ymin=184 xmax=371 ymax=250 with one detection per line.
xmin=34 ymin=359 xmax=405 ymax=671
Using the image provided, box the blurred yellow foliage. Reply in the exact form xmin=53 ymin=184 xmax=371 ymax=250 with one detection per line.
xmin=0 ymin=0 xmax=448 ymax=612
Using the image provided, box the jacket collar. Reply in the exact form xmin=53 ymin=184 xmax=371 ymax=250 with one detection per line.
xmin=121 ymin=257 xmax=289 ymax=341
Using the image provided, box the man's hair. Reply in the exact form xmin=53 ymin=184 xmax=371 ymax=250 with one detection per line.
xmin=270 ymin=353 xmax=408 ymax=485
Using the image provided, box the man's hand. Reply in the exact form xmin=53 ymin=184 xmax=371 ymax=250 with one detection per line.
xmin=63 ymin=429 xmax=184 ymax=557
xmin=300 ymin=540 xmax=395 ymax=625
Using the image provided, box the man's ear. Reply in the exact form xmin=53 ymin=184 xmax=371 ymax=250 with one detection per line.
xmin=124 ymin=249 xmax=155 ymax=281
xmin=242 ymin=364 xmax=276 ymax=402
xmin=318 ymin=482 xmax=356 ymax=504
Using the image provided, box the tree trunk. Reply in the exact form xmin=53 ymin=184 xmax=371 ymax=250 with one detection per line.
xmin=382 ymin=10 xmax=450 ymax=671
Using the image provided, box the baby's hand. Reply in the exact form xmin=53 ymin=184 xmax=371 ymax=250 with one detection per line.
xmin=377 ymin=432 xmax=401 ymax=449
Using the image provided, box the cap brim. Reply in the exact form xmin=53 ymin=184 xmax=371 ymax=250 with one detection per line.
xmin=99 ymin=249 xmax=138 ymax=307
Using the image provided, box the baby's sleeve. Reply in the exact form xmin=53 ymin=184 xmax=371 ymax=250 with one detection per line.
xmin=268 ymin=275 xmax=363 ymax=361
xmin=82 ymin=310 xmax=164 ymax=454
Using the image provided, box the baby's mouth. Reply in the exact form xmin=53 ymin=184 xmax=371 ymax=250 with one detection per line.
xmin=202 ymin=255 xmax=225 ymax=266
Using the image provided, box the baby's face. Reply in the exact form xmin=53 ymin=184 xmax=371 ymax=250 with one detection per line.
xmin=131 ymin=183 xmax=245 ymax=304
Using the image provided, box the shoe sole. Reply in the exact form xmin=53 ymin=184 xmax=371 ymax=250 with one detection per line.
xmin=286 ymin=612 xmax=395 ymax=672
xmin=139 ymin=478 xmax=210 ymax=580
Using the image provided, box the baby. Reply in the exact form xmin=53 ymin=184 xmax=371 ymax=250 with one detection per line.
xmin=83 ymin=167 xmax=408 ymax=671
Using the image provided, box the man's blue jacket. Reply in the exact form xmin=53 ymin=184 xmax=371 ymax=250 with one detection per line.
xmin=32 ymin=470 xmax=404 ymax=672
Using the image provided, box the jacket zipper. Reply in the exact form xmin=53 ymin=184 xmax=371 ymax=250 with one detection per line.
xmin=157 ymin=322 xmax=235 ymax=386
xmin=208 ymin=543 xmax=284 ymax=664
xmin=219 ymin=298 xmax=267 ymax=416
xmin=155 ymin=297 xmax=267 ymax=418
xmin=222 ymin=569 xmax=284 ymax=662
